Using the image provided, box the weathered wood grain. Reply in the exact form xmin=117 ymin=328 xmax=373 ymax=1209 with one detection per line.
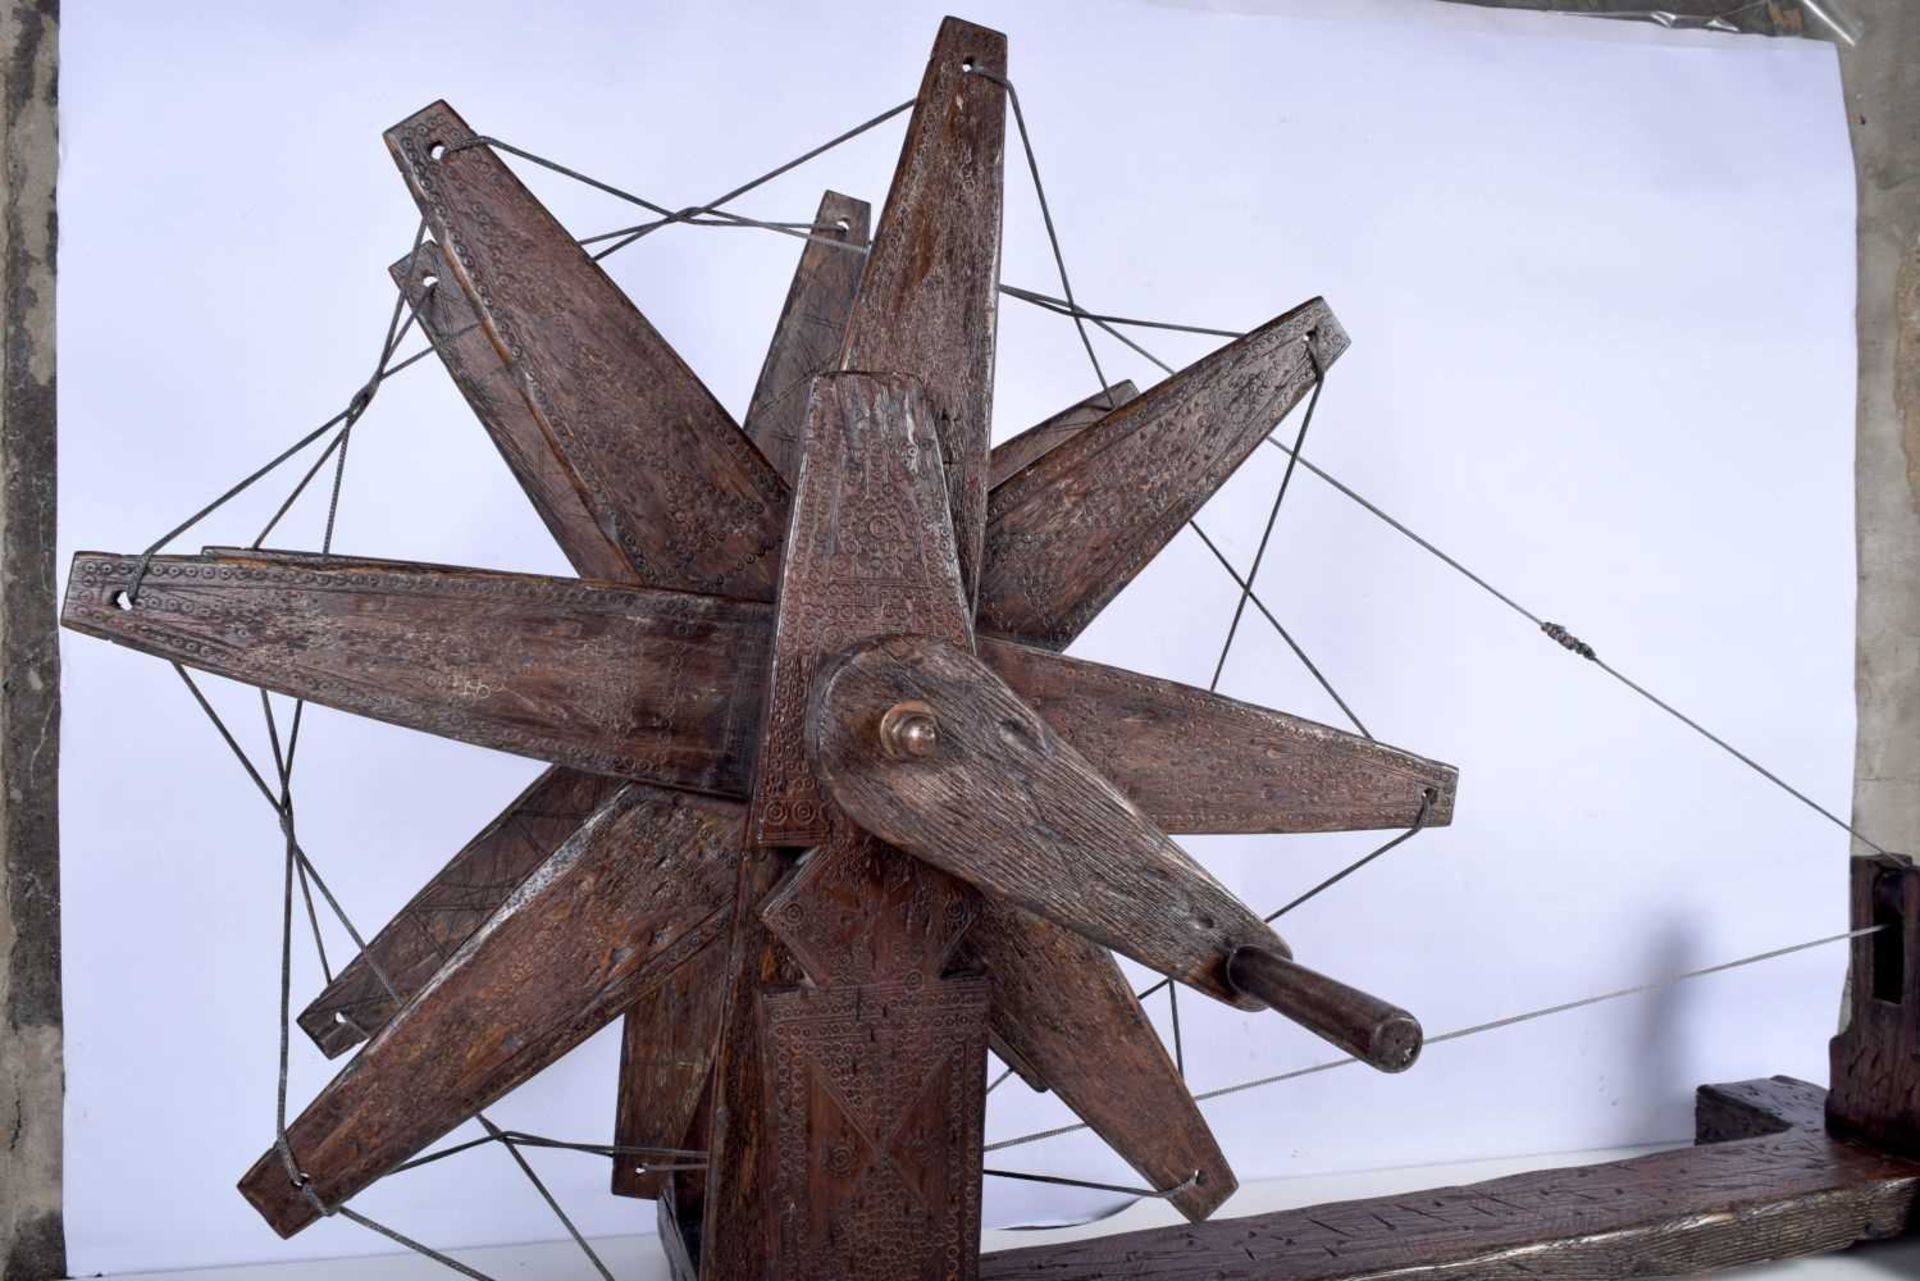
xmin=385 ymin=100 xmax=789 ymax=597
xmin=840 ymin=17 xmax=1006 ymax=602
xmin=655 ymin=1186 xmax=701 ymax=1281
xmin=237 ymin=784 xmax=741 ymax=1236
xmin=698 ymin=846 xmax=801 ymax=1281
xmin=610 ymin=930 xmax=730 ymax=1199
xmin=987 ymin=382 xmax=1137 ymax=489
xmin=749 ymin=373 xmax=974 ymax=845
xmin=389 ymin=240 xmax=631 ymax=584
xmin=63 ymin=551 xmax=770 ymax=797
xmin=964 ymin=900 xmax=1235 ymax=1222
xmin=296 ymin=765 xmax=624 ymax=1057
xmin=982 ymin=638 xmax=1455 ymax=834
xmin=394 ymin=223 xmax=745 ymax=1193
xmin=745 ymin=192 xmax=870 ymax=485
xmin=978 ymin=298 xmax=1348 ymax=648
xmin=67 ymin=550 xmax=1457 ymax=839
xmin=1829 ymin=853 xmax=1920 ymax=1155
xmin=982 ymin=1077 xmax=1920 ymax=1280
xmin=811 ymin=633 xmax=1281 ymax=1009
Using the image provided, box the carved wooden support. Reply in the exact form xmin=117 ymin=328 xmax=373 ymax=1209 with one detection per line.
xmin=1829 ymin=852 xmax=1920 ymax=1154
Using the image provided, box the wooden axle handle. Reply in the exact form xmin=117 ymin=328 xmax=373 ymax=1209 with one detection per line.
xmin=1225 ymin=946 xmax=1423 ymax=1073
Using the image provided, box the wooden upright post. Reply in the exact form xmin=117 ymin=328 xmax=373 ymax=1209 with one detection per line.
xmin=0 ymin=2 xmax=60 ymax=1278
xmin=1829 ymin=853 xmax=1920 ymax=1152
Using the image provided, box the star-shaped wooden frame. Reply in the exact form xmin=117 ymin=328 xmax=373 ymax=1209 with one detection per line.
xmin=62 ymin=18 xmax=1459 ymax=1280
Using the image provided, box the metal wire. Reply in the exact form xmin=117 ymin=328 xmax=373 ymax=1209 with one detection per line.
xmin=987 ymin=923 xmax=1882 ymax=1154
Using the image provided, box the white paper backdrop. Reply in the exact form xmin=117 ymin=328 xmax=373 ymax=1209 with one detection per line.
xmin=58 ymin=0 xmax=1856 ymax=1272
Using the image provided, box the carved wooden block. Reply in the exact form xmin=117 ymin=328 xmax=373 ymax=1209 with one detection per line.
xmin=761 ymin=976 xmax=989 ymax=1281
xmin=748 ymin=373 xmax=972 ymax=846
xmin=763 ymin=827 xmax=978 ymax=986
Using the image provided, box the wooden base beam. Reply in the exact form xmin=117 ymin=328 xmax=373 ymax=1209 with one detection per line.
xmin=981 ymin=1077 xmax=1920 ymax=1279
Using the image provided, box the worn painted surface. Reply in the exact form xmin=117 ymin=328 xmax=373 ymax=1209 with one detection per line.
xmin=0 ymin=1 xmax=59 ymax=1278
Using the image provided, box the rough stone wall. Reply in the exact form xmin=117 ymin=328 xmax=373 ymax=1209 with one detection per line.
xmin=0 ymin=1 xmax=59 ymax=1278
xmin=1848 ymin=5 xmax=1920 ymax=863
xmin=1441 ymin=0 xmax=1808 ymax=36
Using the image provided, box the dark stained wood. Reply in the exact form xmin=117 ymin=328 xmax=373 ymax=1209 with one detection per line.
xmin=840 ymin=17 xmax=1006 ymax=602
xmin=763 ymin=825 xmax=978 ymax=985
xmin=750 ymin=373 xmax=974 ymax=846
xmin=237 ymin=784 xmax=741 ymax=1237
xmin=978 ymin=299 xmax=1348 ymax=649
xmin=810 ymin=633 xmax=1282 ymax=1009
xmin=393 ymin=221 xmax=750 ymax=1194
xmin=982 ymin=1077 xmax=1920 ymax=1280
xmin=735 ymin=359 xmax=991 ymax=1276
xmin=760 ymin=973 xmax=990 ymax=1281
xmin=67 ymin=550 xmax=1458 ymax=840
xmin=62 ymin=551 xmax=770 ymax=797
xmin=297 ymin=765 xmax=623 ymax=1057
xmin=385 ymin=101 xmax=789 ymax=597
xmin=1829 ymin=853 xmax=1920 ymax=1154
xmin=389 ymin=240 xmax=632 ymax=583
xmin=698 ymin=846 xmax=801 ymax=1281
xmin=745 ymin=192 xmax=871 ymax=485
xmin=979 ymin=637 xmax=1455 ymax=834
xmin=964 ymin=900 xmax=1235 ymax=1222
xmin=987 ymin=382 xmax=1137 ymax=489
xmin=655 ymin=1185 xmax=701 ymax=1281
xmin=610 ymin=930 xmax=730 ymax=1199
xmin=1226 ymin=945 xmax=1422 ymax=1073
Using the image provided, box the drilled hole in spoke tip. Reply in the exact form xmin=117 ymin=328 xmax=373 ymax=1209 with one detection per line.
xmin=835 ymin=218 xmax=852 ymax=232
xmin=110 ymin=589 xmax=133 ymax=610
xmin=420 ymin=272 xmax=439 ymax=290
xmin=427 ymin=141 xmax=447 ymax=161
xmin=962 ymin=57 xmax=976 ymax=73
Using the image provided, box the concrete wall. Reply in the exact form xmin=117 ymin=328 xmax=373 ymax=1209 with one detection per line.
xmin=1844 ymin=8 xmax=1920 ymax=861
xmin=0 ymin=1 xmax=58 ymax=1278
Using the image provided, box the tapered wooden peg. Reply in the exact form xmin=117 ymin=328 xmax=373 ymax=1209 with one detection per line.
xmin=1225 ymin=945 xmax=1423 ymax=1073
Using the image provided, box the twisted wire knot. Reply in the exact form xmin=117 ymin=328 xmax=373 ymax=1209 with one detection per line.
xmin=1542 ymin=621 xmax=1596 ymax=661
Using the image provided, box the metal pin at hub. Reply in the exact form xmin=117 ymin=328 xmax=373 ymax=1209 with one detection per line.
xmin=879 ymin=699 xmax=940 ymax=759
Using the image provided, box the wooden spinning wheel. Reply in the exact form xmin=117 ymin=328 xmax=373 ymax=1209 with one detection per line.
xmin=60 ymin=15 xmax=1920 ymax=1281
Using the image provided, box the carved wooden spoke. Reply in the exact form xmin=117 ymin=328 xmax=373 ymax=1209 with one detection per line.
xmin=62 ymin=16 xmax=1473 ymax=1281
